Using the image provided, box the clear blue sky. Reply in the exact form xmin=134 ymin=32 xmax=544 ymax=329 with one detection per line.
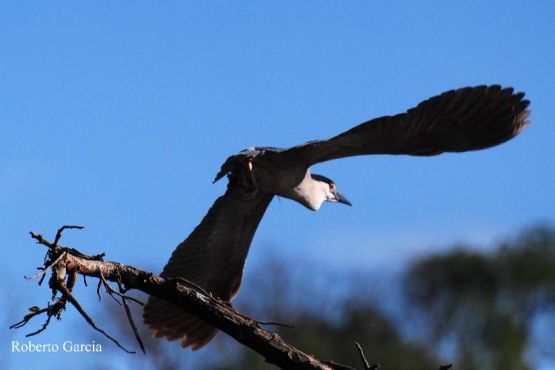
xmin=2 ymin=1 xmax=554 ymax=369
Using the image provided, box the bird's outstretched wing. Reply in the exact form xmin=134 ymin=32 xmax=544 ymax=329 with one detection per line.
xmin=143 ymin=181 xmax=273 ymax=350
xmin=280 ymin=85 xmax=530 ymax=166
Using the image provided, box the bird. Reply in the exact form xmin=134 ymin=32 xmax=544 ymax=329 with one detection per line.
xmin=143 ymin=85 xmax=530 ymax=350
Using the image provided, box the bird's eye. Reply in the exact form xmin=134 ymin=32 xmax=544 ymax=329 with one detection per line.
xmin=329 ymin=183 xmax=335 ymax=191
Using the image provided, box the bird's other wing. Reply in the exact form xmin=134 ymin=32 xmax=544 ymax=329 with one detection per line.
xmin=280 ymin=85 xmax=530 ymax=166
xmin=143 ymin=181 xmax=273 ymax=350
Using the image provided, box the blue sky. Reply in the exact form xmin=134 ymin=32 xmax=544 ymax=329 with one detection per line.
xmin=2 ymin=1 xmax=554 ymax=369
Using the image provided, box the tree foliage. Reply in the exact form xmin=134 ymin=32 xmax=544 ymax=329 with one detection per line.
xmin=404 ymin=226 xmax=555 ymax=370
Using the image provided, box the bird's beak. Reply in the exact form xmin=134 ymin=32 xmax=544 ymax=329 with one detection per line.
xmin=332 ymin=190 xmax=352 ymax=206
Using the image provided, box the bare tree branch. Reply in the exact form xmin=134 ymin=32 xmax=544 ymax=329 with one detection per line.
xmin=12 ymin=226 xmax=453 ymax=370
xmin=57 ymin=273 xmax=135 ymax=354
xmin=354 ymin=342 xmax=379 ymax=370
xmin=116 ymin=277 xmax=146 ymax=354
xmin=11 ymin=227 xmax=357 ymax=370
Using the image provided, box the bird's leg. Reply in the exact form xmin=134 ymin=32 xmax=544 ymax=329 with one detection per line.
xmin=246 ymin=157 xmax=257 ymax=189
xmin=238 ymin=157 xmax=258 ymax=199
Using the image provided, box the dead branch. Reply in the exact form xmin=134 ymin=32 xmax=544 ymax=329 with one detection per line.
xmin=116 ymin=277 xmax=146 ymax=354
xmin=11 ymin=226 xmax=357 ymax=370
xmin=354 ymin=342 xmax=379 ymax=370
xmin=12 ymin=226 xmax=452 ymax=370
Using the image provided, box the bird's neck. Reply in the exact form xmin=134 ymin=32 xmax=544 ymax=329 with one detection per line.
xmin=291 ymin=171 xmax=327 ymax=211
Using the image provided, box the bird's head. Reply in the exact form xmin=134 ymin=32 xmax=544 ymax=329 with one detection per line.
xmin=310 ymin=174 xmax=352 ymax=209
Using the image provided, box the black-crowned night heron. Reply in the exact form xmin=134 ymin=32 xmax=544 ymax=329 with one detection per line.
xmin=143 ymin=85 xmax=530 ymax=349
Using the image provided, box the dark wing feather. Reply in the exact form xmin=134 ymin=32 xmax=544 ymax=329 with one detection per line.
xmin=280 ymin=85 xmax=530 ymax=166
xmin=143 ymin=182 xmax=273 ymax=350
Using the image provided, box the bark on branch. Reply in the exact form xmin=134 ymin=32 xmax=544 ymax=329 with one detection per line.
xmin=11 ymin=226 xmax=357 ymax=370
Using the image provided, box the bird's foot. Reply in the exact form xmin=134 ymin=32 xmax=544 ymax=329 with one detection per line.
xmin=239 ymin=157 xmax=258 ymax=199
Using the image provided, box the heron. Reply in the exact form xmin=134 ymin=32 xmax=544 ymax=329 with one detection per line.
xmin=143 ymin=85 xmax=530 ymax=349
